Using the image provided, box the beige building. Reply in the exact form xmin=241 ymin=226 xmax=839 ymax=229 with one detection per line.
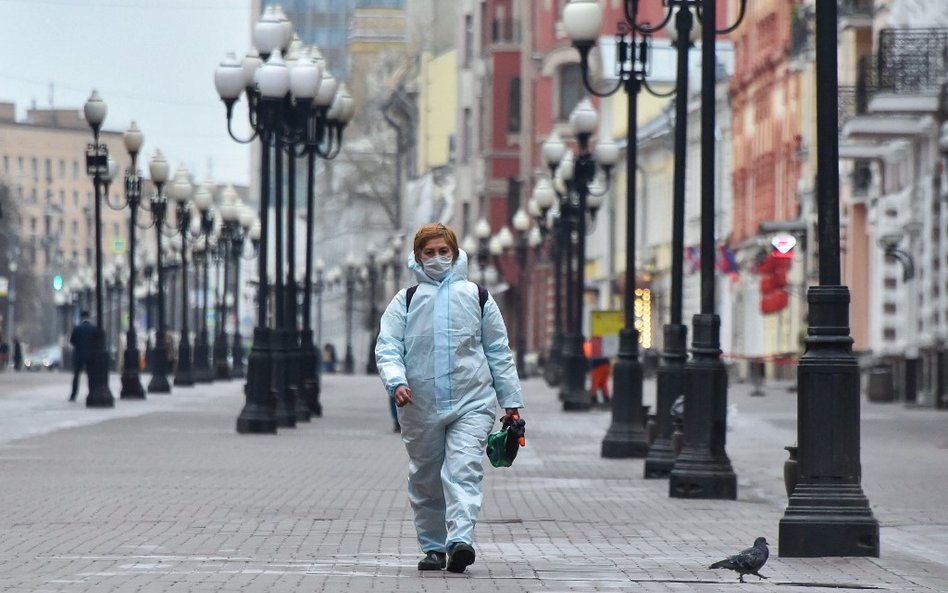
xmin=0 ymin=101 xmax=138 ymax=347
xmin=0 ymin=102 xmax=130 ymax=280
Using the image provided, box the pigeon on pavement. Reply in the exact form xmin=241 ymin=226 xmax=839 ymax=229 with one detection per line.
xmin=709 ymin=537 xmax=770 ymax=583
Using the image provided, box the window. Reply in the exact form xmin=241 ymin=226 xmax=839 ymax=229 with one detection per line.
xmin=462 ymin=202 xmax=471 ymax=238
xmin=462 ymin=108 xmax=472 ymax=163
xmin=508 ymin=77 xmax=521 ymax=133
xmin=2 ymin=156 xmax=7 ymax=173
xmin=30 ymin=217 xmax=36 ymax=234
xmin=31 ymin=157 xmax=38 ymax=181
xmin=59 ymin=190 xmax=65 ymax=206
xmin=44 ymin=158 xmax=52 ymax=181
xmin=59 ymin=159 xmax=66 ymax=178
xmin=73 ymin=161 xmax=79 ymax=179
xmin=17 ymin=156 xmax=23 ymax=172
xmin=558 ymin=63 xmax=583 ymax=121
xmin=30 ymin=188 xmax=37 ymax=203
xmin=86 ymin=248 xmax=93 ymax=265
xmin=506 ymin=177 xmax=521 ymax=225
xmin=464 ymin=14 xmax=474 ymax=68
xmin=73 ymin=191 xmax=79 ymax=206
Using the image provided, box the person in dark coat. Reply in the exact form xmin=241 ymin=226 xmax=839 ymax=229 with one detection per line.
xmin=12 ymin=337 xmax=23 ymax=371
xmin=69 ymin=311 xmax=97 ymax=401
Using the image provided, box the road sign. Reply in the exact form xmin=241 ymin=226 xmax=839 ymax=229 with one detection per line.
xmin=0 ymin=276 xmax=7 ymax=297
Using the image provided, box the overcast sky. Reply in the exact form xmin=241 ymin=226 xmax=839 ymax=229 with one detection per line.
xmin=0 ymin=0 xmax=254 ymax=186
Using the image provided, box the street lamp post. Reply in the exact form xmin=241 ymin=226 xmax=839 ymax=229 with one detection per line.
xmin=192 ymin=185 xmax=217 ymax=383
xmin=669 ymin=0 xmax=747 ymax=500
xmin=170 ymin=165 xmax=201 ymax=387
xmin=146 ymin=149 xmax=172 ymax=394
xmin=216 ymin=6 xmax=352 ymax=433
xmin=543 ymin=101 xmax=617 ymax=411
xmin=343 ymin=254 xmax=358 ymax=375
xmin=231 ymin=199 xmax=258 ymax=380
xmin=365 ymin=248 xmax=379 ymax=375
xmin=511 ymin=208 xmax=532 ymax=378
xmin=564 ymin=0 xmax=658 ymax=457
xmin=119 ymin=122 xmax=146 ymax=399
xmin=779 ymin=0 xmax=879 ymax=557
xmin=540 ymin=134 xmax=567 ymax=387
xmin=82 ymin=90 xmax=115 ymax=408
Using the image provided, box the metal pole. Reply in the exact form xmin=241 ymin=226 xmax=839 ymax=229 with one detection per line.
xmin=286 ymin=152 xmax=308 ymax=422
xmin=669 ymin=0 xmax=737 ymax=499
xmin=174 ymin=205 xmax=194 ymax=386
xmin=86 ymin=132 xmax=114 ymax=407
xmin=646 ymin=5 xmax=692 ymax=478
xmin=779 ymin=0 xmax=879 ymax=556
xmin=602 ymin=41 xmax=648 ymax=458
xmin=231 ymin=235 xmax=246 ymax=379
xmin=194 ymin=239 xmax=214 ymax=383
xmin=120 ymin=151 xmax=145 ymax=399
xmin=237 ymin=120 xmax=276 ymax=433
xmin=147 ymin=195 xmax=171 ymax=394
xmin=300 ymin=149 xmax=320 ymax=414
xmin=271 ymin=134 xmax=294 ymax=428
xmin=562 ymin=148 xmax=592 ymax=411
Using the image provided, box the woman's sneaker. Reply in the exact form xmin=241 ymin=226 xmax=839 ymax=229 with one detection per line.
xmin=417 ymin=551 xmax=446 ymax=570
xmin=446 ymin=543 xmax=475 ymax=573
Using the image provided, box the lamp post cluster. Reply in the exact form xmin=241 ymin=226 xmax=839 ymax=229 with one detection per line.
xmin=77 ymin=91 xmax=261 ymax=408
xmin=215 ymin=5 xmax=354 ymax=433
xmin=563 ymin=0 xmax=877 ymax=557
xmin=564 ymin=0 xmax=743 ymax=496
xmin=538 ymin=99 xmax=618 ymax=412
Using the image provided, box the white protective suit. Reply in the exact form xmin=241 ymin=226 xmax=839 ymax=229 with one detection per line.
xmin=375 ymin=249 xmax=523 ymax=553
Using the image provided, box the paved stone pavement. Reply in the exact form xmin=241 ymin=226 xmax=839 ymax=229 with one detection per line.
xmin=0 ymin=369 xmax=946 ymax=592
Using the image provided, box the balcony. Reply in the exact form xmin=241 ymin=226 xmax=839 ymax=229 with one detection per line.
xmin=875 ymin=28 xmax=948 ymax=95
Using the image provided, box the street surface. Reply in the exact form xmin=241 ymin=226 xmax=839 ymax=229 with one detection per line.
xmin=0 ymin=369 xmax=946 ymax=592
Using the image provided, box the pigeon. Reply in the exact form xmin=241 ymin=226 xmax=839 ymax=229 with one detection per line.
xmin=709 ymin=537 xmax=769 ymax=583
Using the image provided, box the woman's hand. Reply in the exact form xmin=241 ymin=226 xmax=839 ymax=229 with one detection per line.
xmin=500 ymin=408 xmax=521 ymax=424
xmin=394 ymin=384 xmax=413 ymax=407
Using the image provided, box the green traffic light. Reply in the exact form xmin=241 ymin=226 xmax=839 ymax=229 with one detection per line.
xmin=53 ymin=274 xmax=64 ymax=291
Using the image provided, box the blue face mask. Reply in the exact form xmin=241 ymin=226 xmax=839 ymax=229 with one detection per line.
xmin=423 ymin=254 xmax=454 ymax=281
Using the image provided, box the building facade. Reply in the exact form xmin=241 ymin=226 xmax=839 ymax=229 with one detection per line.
xmin=0 ymin=103 xmax=130 ymax=348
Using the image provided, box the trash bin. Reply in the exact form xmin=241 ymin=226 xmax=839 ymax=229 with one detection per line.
xmin=749 ymin=359 xmax=765 ymax=396
xmin=865 ymin=365 xmax=895 ymax=402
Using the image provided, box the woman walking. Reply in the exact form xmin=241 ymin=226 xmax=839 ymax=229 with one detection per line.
xmin=376 ymin=223 xmax=523 ymax=573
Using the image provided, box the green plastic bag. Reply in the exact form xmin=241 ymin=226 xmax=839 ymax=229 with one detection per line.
xmin=486 ymin=415 xmax=526 ymax=468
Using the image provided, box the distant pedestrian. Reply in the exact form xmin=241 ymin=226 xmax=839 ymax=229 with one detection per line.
xmin=0 ymin=336 xmax=8 ymax=370
xmin=322 ymin=343 xmax=337 ymax=373
xmin=376 ymin=223 xmax=523 ymax=573
xmin=12 ymin=337 xmax=22 ymax=371
xmin=69 ymin=311 xmax=97 ymax=401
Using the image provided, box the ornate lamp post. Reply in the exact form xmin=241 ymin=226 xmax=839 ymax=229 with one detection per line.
xmin=540 ymin=133 xmax=568 ymax=386
xmin=779 ymin=0 xmax=879 ymax=557
xmin=543 ymin=100 xmax=618 ymax=411
xmin=365 ymin=247 xmax=380 ymax=375
xmin=119 ymin=121 xmax=146 ymax=398
xmin=216 ymin=6 xmax=352 ymax=433
xmin=511 ymin=208 xmax=532 ymax=378
xmin=192 ymin=183 xmax=217 ymax=383
xmin=169 ymin=166 xmax=197 ymax=386
xmin=82 ymin=90 xmax=115 ymax=408
xmin=214 ymin=185 xmax=249 ymax=381
xmin=145 ymin=149 xmax=172 ymax=394
xmin=231 ymin=198 xmax=259 ymax=380
xmin=342 ymin=253 xmax=360 ymax=375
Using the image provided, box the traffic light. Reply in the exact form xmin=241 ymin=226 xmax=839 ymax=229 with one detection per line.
xmin=52 ymin=274 xmax=64 ymax=292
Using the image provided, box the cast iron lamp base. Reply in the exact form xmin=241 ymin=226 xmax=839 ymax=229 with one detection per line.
xmin=601 ymin=328 xmax=649 ymax=458
xmin=236 ymin=326 xmax=277 ymax=434
xmin=669 ymin=314 xmax=737 ymax=499
xmin=644 ymin=323 xmax=687 ymax=478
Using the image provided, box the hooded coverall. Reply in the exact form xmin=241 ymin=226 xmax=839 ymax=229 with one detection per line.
xmin=375 ymin=249 xmax=523 ymax=554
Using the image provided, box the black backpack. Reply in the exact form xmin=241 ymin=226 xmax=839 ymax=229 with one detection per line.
xmin=406 ymin=283 xmax=489 ymax=315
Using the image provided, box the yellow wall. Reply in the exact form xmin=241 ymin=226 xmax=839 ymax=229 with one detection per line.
xmin=416 ymin=49 xmax=457 ymax=175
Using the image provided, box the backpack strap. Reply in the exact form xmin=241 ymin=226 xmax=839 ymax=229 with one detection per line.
xmin=405 ymin=285 xmax=419 ymax=311
xmin=477 ymin=283 xmax=489 ymax=314
xmin=404 ymin=283 xmax=489 ymax=315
